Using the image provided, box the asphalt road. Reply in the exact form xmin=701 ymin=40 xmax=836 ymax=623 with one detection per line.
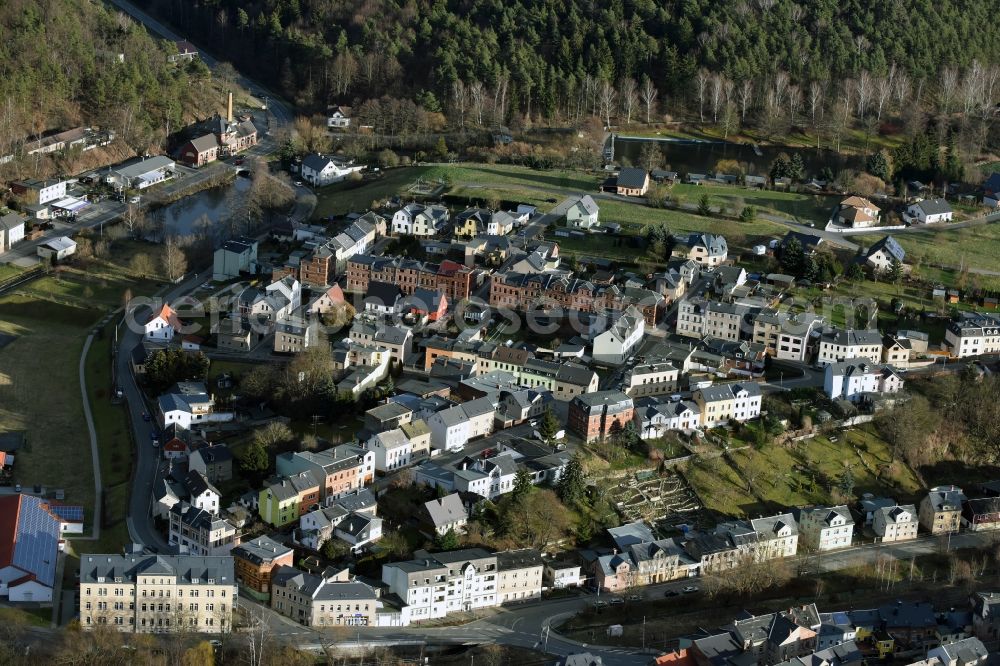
xmin=119 ymin=274 xmax=204 ymax=552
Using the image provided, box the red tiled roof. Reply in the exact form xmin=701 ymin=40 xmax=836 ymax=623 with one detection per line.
xmin=0 ymin=495 xmax=22 ymax=569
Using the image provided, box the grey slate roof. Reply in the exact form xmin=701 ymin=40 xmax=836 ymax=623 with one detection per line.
xmin=80 ymin=554 xmax=234 ymax=585
xmin=616 ymin=167 xmax=648 ymax=189
xmin=912 ymin=198 xmax=952 ymax=216
xmin=232 ymin=535 xmax=293 ymax=565
xmin=424 ymin=493 xmax=468 ymax=528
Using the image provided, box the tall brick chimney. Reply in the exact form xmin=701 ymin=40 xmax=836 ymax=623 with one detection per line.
xmin=227 ymin=92 xmax=233 ymax=123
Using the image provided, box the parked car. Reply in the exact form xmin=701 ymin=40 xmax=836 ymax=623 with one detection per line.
xmin=664 ymin=589 xmax=679 ymax=597
xmin=627 ymin=594 xmax=642 ymax=602
xmin=593 ymin=601 xmax=608 ymax=609
xmin=682 ymin=586 xmax=700 ymax=594
xmin=609 ymin=597 xmax=625 ymax=605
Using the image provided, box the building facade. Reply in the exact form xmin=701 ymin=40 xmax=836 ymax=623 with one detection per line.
xmin=79 ymin=554 xmax=237 ymax=633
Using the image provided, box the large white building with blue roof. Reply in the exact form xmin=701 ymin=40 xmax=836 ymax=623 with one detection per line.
xmin=0 ymin=493 xmax=63 ymax=602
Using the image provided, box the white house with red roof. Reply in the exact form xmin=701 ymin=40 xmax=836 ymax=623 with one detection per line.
xmin=0 ymin=494 xmax=64 ymax=602
xmin=144 ymin=303 xmax=182 ymax=342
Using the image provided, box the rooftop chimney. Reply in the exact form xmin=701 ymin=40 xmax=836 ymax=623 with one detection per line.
xmin=227 ymin=92 xmax=233 ymax=123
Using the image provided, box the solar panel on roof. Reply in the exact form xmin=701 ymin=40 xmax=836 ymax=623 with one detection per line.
xmin=51 ymin=505 xmax=84 ymax=522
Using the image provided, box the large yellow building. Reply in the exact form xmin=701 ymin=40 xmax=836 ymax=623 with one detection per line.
xmin=79 ymin=554 xmax=237 ymax=633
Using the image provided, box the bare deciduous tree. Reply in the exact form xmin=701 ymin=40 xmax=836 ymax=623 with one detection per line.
xmin=786 ymin=83 xmax=802 ymax=124
xmin=122 ymin=203 xmax=147 ymax=238
xmin=161 ymin=237 xmax=188 ymax=282
xmin=620 ymin=78 xmax=638 ymax=125
xmin=808 ymin=80 xmax=825 ymax=128
xmin=695 ymin=69 xmax=710 ymax=122
xmin=737 ymin=79 xmax=754 ymax=121
xmin=855 ymin=71 xmax=873 ymax=118
xmin=469 ymin=80 xmax=485 ymax=126
xmin=640 ymin=77 xmax=658 ymax=124
xmin=939 ymin=67 xmax=959 ymax=115
xmin=598 ymin=79 xmax=617 ymax=129
xmin=710 ymin=73 xmax=727 ymax=123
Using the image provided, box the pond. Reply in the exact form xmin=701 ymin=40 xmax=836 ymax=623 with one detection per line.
xmin=151 ymin=175 xmax=251 ymax=239
xmin=612 ymin=136 xmax=862 ymax=177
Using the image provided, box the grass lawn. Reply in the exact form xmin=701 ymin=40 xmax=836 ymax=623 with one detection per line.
xmin=670 ymin=183 xmax=836 ymax=225
xmin=0 ymin=605 xmax=51 ymax=627
xmin=855 ymin=224 xmax=1000 ymax=276
xmin=685 ymin=427 xmax=922 ymax=518
xmin=312 ymin=167 xmax=433 ymax=219
xmin=313 ymin=163 xmax=601 ymax=221
xmin=0 ymin=263 xmax=25 ymax=283
xmin=0 ymin=267 xmax=157 ymax=535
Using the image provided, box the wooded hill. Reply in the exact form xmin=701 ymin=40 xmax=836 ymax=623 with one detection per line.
xmin=138 ymin=0 xmax=999 ymax=120
xmin=0 ymin=0 xmax=234 ymax=181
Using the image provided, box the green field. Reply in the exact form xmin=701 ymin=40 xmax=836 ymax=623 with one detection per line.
xmin=312 ymin=167 xmax=433 ymax=218
xmin=685 ymin=428 xmax=922 ymax=518
xmin=670 ymin=183 xmax=835 ymax=224
xmin=0 ymin=263 xmax=25 ymax=283
xmin=856 ymin=223 xmax=1000 ymax=276
xmin=0 ymin=268 xmax=156 ymax=540
xmin=312 ymin=163 xmax=601 ymax=220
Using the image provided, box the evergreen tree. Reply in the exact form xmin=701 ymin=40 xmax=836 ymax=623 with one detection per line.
xmin=885 ymin=258 xmax=903 ymax=283
xmin=239 ymin=441 xmax=269 ymax=474
xmin=512 ymin=468 xmax=533 ymax=501
xmin=780 ymin=237 xmax=805 ymax=276
xmin=845 ymin=262 xmax=865 ymax=282
xmin=538 ymin=406 xmax=561 ymax=442
xmin=556 ymin=456 xmax=586 ymax=505
xmin=866 ymin=150 xmax=894 ymax=182
xmin=697 ymin=193 xmax=712 ymax=216
xmin=838 ymin=467 xmax=855 ymax=498
xmin=788 ymin=153 xmax=805 ymax=182
xmin=436 ymin=528 xmax=460 ymax=550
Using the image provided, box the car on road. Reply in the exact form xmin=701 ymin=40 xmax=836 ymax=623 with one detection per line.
xmin=142 ymin=412 xmax=150 ymax=422
xmin=682 ymin=586 xmax=700 ymax=594
xmin=627 ymin=594 xmax=642 ymax=602
xmin=609 ymin=597 xmax=625 ymax=605
xmin=593 ymin=601 xmax=608 ymax=609
xmin=130 ymin=196 xmax=141 ymax=204
xmin=115 ymin=387 xmax=124 ymax=399
xmin=294 ymin=181 xmax=303 ymax=187
xmin=201 ymin=281 xmax=212 ymax=289
xmin=664 ymin=589 xmax=679 ymax=597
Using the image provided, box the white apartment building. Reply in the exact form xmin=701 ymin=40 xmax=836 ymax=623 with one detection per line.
xmin=79 ymin=554 xmax=237 ymax=633
xmin=427 ymin=398 xmax=494 ymax=452
xmin=167 ymin=502 xmax=239 ymax=557
xmin=798 ymin=505 xmax=854 ymax=552
xmin=693 ymin=382 xmax=762 ymax=428
xmin=622 ymin=361 xmax=680 ymax=398
xmin=592 ymin=306 xmax=645 ymax=366
xmin=676 ymin=298 xmax=705 ymax=338
xmin=945 ymin=313 xmax=1000 ymax=358
xmin=702 ymin=302 xmax=746 ymax=342
xmin=753 ymin=310 xmax=823 ymax=362
xmin=496 ymin=549 xmax=544 ymax=603
xmin=873 ymin=504 xmax=919 ymax=543
xmin=391 ymin=203 xmax=449 ymax=236
xmin=381 ymin=548 xmax=542 ymax=622
xmin=816 ymin=329 xmax=883 ymax=366
xmin=634 ymin=398 xmax=701 ymax=439
xmin=750 ymin=513 xmax=799 ymax=560
xmin=367 ymin=428 xmax=413 ymax=472
xmin=824 ymin=358 xmax=904 ymax=402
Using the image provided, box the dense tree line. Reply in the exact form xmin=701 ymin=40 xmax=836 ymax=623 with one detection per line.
xmin=0 ymin=0 xmax=220 ymax=173
xmin=140 ymin=0 xmax=998 ymax=126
